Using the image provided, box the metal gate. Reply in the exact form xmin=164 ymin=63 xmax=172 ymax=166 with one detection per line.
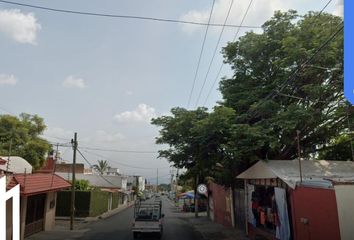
xmin=24 ymin=194 xmax=46 ymax=237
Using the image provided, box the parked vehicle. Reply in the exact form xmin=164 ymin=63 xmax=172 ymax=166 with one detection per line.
xmin=132 ymin=201 xmax=164 ymax=239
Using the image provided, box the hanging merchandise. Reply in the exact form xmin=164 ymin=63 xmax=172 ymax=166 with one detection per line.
xmin=274 ymin=187 xmax=290 ymax=240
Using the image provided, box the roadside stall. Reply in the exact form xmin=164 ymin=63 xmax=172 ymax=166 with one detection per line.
xmin=237 ymin=160 xmax=354 ymax=240
xmin=178 ymin=190 xmax=207 ymax=212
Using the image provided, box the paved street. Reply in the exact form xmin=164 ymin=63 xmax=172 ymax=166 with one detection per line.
xmin=78 ymin=196 xmax=201 ymax=240
xmin=27 ymin=196 xmax=248 ymax=240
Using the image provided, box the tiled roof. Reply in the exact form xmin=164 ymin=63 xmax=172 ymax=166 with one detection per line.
xmin=56 ymin=172 xmax=127 ymax=189
xmin=7 ymin=173 xmax=71 ymax=196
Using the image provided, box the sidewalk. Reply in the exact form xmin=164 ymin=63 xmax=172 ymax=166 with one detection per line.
xmin=26 ymin=202 xmax=134 ymax=240
xmin=186 ymin=216 xmax=249 ymax=240
xmin=167 ymin=198 xmax=248 ymax=240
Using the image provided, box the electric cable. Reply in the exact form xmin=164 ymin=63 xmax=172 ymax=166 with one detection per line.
xmin=0 ymin=0 xmax=261 ymax=29
xmin=203 ymin=0 xmax=254 ymax=106
xmin=187 ymin=0 xmax=215 ymax=108
xmin=194 ymin=0 xmax=235 ymax=108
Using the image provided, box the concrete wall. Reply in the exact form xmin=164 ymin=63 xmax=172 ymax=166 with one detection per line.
xmin=290 ymin=186 xmax=340 ymax=240
xmin=44 ymin=192 xmax=57 ymax=231
xmin=334 ymin=185 xmax=354 ymax=240
xmin=208 ymin=195 xmax=214 ymax=221
xmin=208 ymin=182 xmax=232 ymax=227
xmin=55 ymin=163 xmax=84 ymax=173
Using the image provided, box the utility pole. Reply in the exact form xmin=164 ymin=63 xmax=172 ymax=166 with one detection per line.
xmin=55 ymin=143 xmax=59 ymax=161
xmin=194 ymin=173 xmax=199 ymax=218
xmin=6 ymin=137 xmax=13 ymax=173
xmin=51 ymin=143 xmax=59 ymax=187
xmin=175 ymin=168 xmax=179 ymax=203
xmin=156 ymin=168 xmax=159 ymax=193
xmin=70 ymin=133 xmax=77 ymax=230
xmin=170 ymin=168 xmax=174 ymax=194
xmin=296 ymin=130 xmax=303 ymax=183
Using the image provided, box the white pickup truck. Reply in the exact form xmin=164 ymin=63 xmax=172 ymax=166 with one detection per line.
xmin=132 ymin=200 xmax=164 ymax=239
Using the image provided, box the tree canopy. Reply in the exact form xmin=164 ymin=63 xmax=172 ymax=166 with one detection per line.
xmin=152 ymin=10 xmax=351 ymax=187
xmin=0 ymin=113 xmax=51 ymax=169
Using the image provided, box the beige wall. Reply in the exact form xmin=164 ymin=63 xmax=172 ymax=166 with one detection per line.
xmin=44 ymin=192 xmax=57 ymax=231
xmin=335 ymin=185 xmax=354 ymax=240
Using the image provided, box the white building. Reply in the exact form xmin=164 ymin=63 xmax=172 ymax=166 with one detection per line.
xmin=127 ymin=175 xmax=145 ymax=191
xmin=0 ymin=156 xmax=33 ymax=174
xmin=105 ymin=167 xmax=120 ymax=176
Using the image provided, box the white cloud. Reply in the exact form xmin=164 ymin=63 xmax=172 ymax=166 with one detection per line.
xmin=0 ymin=74 xmax=17 ymax=85
xmin=333 ymin=0 xmax=343 ymax=17
xmin=179 ymin=0 xmax=288 ymax=36
xmin=43 ymin=127 xmax=73 ymax=141
xmin=114 ymin=104 xmax=157 ymax=123
xmin=94 ymin=130 xmax=125 ymax=142
xmin=0 ymin=9 xmax=41 ymax=44
xmin=62 ymin=75 xmax=86 ymax=89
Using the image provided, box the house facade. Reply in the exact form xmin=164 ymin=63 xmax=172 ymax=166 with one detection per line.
xmin=2 ymin=156 xmax=71 ymax=240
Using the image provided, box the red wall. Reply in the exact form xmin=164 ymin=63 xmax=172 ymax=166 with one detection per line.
xmin=209 ymin=182 xmax=232 ymax=227
xmin=290 ymin=186 xmax=341 ymax=240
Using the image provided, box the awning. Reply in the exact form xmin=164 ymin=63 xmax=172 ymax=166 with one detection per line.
xmin=237 ymin=160 xmax=354 ymax=189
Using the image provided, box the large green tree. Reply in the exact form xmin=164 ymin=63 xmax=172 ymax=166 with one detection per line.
xmin=220 ymin=10 xmax=350 ymax=161
xmin=0 ymin=113 xmax=51 ymax=168
xmin=152 ymin=10 xmax=350 ymax=188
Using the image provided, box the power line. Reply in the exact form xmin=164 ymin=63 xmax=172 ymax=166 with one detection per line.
xmin=146 ymin=173 xmax=170 ymax=180
xmin=187 ymin=0 xmax=215 ymax=108
xmin=79 ymin=145 xmax=157 ymax=154
xmin=80 ymin=148 xmax=159 ymax=170
xmin=194 ymin=0 xmax=235 ymax=107
xmin=42 ymin=134 xmax=72 ymax=142
xmin=202 ymin=0 xmax=333 ymax=107
xmin=249 ymin=22 xmax=343 ymax=119
xmin=0 ymin=0 xmax=261 ymax=29
xmin=42 ymin=135 xmax=158 ymax=154
xmin=76 ymin=148 xmax=121 ymax=188
xmin=203 ymin=0 xmax=254 ymax=106
xmin=318 ymin=0 xmax=333 ymax=15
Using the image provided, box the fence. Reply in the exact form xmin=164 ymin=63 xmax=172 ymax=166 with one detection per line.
xmin=56 ymin=190 xmax=125 ymax=217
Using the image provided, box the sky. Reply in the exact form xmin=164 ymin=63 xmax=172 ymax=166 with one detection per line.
xmin=0 ymin=0 xmax=343 ymax=183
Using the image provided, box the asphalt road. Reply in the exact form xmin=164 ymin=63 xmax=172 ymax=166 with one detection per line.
xmin=78 ymin=197 xmax=201 ymax=240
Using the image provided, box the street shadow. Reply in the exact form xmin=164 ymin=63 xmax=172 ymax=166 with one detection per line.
xmin=134 ymin=233 xmax=161 ymax=240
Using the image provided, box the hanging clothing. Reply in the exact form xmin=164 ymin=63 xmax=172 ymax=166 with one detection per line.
xmin=260 ymin=209 xmax=266 ymax=225
xmin=274 ymin=188 xmax=290 ymax=240
xmin=247 ymin=184 xmax=256 ymax=226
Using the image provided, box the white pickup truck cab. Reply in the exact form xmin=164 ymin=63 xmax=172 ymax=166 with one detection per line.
xmin=132 ymin=200 xmax=164 ymax=239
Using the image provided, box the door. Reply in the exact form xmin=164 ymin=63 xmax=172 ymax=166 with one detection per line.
xmin=24 ymin=194 xmax=46 ymax=237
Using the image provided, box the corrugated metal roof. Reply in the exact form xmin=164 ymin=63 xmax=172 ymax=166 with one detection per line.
xmin=7 ymin=173 xmax=71 ymax=196
xmin=0 ymin=156 xmax=33 ymax=174
xmin=237 ymin=160 xmax=354 ymax=189
xmin=56 ymin=172 xmax=127 ymax=189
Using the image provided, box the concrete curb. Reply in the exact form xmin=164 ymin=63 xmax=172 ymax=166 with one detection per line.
xmin=78 ymin=202 xmax=135 ymax=228
xmin=54 ymin=202 xmax=135 ymax=230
